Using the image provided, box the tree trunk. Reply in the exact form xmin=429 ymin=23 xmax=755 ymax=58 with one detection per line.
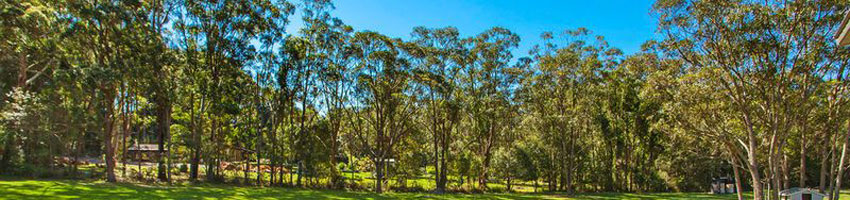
xmin=743 ymin=114 xmax=764 ymax=200
xmin=189 ymin=95 xmax=201 ymax=181
xmin=156 ymin=93 xmax=171 ymax=182
xmin=567 ymin=165 xmax=574 ymax=192
xmin=330 ymin=134 xmax=340 ymax=188
xmin=257 ymin=130 xmax=263 ymax=186
xmin=549 ymin=172 xmax=557 ymax=192
xmin=748 ymin=142 xmax=764 ymax=200
xmin=270 ymin=116 xmax=278 ymax=186
xmin=244 ymin=151 xmax=249 ymax=184
xmin=733 ymin=156 xmax=744 ymax=200
xmin=297 ymin=161 xmax=303 ymax=187
xmin=438 ymin=139 xmax=449 ymax=192
xmin=120 ymin=88 xmax=129 ymax=177
xmin=801 ymin=124 xmax=808 ymax=188
xmin=103 ymin=86 xmax=118 ymax=183
xmin=782 ymin=154 xmax=790 ymax=190
xmin=830 ymin=120 xmax=850 ymax=200
xmin=439 ymin=155 xmax=448 ymax=187
xmin=206 ymin=118 xmax=218 ymax=181
xmin=433 ymin=115 xmax=442 ymax=192
xmin=375 ymin=158 xmax=384 ymax=193
xmin=828 ymin=144 xmax=836 ymax=195
xmin=768 ymin=133 xmax=783 ymax=200
xmin=821 ymin=142 xmax=832 ymax=192
xmin=479 ymin=128 xmax=494 ymax=191
xmin=17 ymin=53 xmax=27 ymax=88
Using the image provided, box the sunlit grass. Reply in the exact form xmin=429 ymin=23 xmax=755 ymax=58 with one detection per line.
xmin=0 ymin=179 xmax=560 ymax=199
xmin=11 ymin=165 xmax=850 ymax=199
xmin=7 ymin=179 xmax=848 ymax=199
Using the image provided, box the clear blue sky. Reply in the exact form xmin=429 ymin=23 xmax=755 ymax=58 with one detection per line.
xmin=288 ymin=0 xmax=658 ymax=58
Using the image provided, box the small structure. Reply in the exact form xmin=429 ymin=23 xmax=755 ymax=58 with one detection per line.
xmin=126 ymin=144 xmax=167 ymax=162
xmin=779 ymin=188 xmax=827 ymax=200
xmin=711 ymin=177 xmax=736 ymax=194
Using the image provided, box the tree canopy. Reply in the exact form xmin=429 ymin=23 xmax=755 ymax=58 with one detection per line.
xmin=1 ymin=1 xmax=850 ymax=199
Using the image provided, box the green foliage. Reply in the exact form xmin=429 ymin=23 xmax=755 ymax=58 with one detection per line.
xmin=2 ymin=0 xmax=850 ymax=198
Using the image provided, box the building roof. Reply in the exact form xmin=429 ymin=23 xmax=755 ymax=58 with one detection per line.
xmin=127 ymin=144 xmax=167 ymax=152
xmin=779 ymin=187 xmax=825 ymax=197
xmin=712 ymin=177 xmax=734 ymax=184
xmin=838 ymin=9 xmax=850 ymax=46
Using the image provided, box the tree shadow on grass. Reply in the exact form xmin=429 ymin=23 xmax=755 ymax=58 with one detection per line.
xmin=566 ymin=192 xmax=750 ymax=200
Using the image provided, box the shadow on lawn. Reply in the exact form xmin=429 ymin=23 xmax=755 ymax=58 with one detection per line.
xmin=566 ymin=192 xmax=749 ymax=200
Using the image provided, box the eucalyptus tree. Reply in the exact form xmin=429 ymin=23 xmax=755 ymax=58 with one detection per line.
xmin=299 ymin=0 xmax=355 ymax=187
xmin=290 ymin=36 xmax=318 ymax=189
xmin=409 ymin=26 xmax=466 ymax=192
xmin=274 ymin=36 xmax=299 ymax=186
xmin=124 ymin=0 xmax=179 ymax=182
xmin=462 ymin=27 xmax=519 ymax=190
xmin=601 ymin=55 xmax=668 ymax=192
xmin=0 ymin=0 xmax=60 ymax=92
xmin=348 ymin=31 xmax=417 ymax=193
xmin=524 ymin=29 xmax=599 ymax=192
xmin=657 ymin=47 xmax=752 ymax=196
xmin=0 ymin=0 xmax=62 ymax=171
xmin=654 ymin=0 xmax=850 ymax=199
xmin=59 ymin=0 xmax=161 ymax=182
xmin=177 ymin=0 xmax=293 ymax=181
xmin=171 ymin=9 xmax=206 ymax=180
xmin=279 ymin=36 xmax=318 ymax=187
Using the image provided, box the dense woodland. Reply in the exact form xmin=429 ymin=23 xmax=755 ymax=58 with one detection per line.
xmin=2 ymin=0 xmax=850 ymax=199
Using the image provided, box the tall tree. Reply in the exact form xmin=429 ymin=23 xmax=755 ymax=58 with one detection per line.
xmin=655 ymin=0 xmax=850 ymax=199
xmin=299 ymin=0 xmax=355 ymax=187
xmin=178 ymin=0 xmax=293 ymax=181
xmin=348 ymin=31 xmax=417 ymax=193
xmin=464 ymin=27 xmax=519 ymax=190
xmin=410 ymin=26 xmax=466 ymax=193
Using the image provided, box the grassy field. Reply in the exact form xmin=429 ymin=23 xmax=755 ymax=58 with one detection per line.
xmin=64 ymin=163 xmax=547 ymax=193
xmin=0 ymin=178 xmax=802 ymax=200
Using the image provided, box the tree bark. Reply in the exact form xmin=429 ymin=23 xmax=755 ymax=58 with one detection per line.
xmin=742 ymin=113 xmax=764 ymax=200
xmin=438 ymin=133 xmax=449 ymax=192
xmin=801 ymin=122 xmax=808 ymax=188
xmin=747 ymin=140 xmax=763 ymax=199
xmin=375 ymin=158 xmax=384 ymax=193
xmin=103 ymin=86 xmax=118 ymax=183
xmin=782 ymin=154 xmax=790 ymax=190
xmin=17 ymin=53 xmax=27 ymax=88
xmin=733 ymin=156 xmax=744 ymax=200
xmin=329 ymin=127 xmax=340 ymax=188
xmin=189 ymin=94 xmax=201 ymax=181
xmin=256 ymin=125 xmax=263 ymax=186
xmin=156 ymin=92 xmax=171 ymax=182
xmin=821 ymin=140 xmax=832 ymax=192
xmin=206 ymin=118 xmax=218 ymax=181
xmin=830 ymin=120 xmax=850 ymax=200
xmin=479 ymin=126 xmax=495 ymax=191
xmin=120 ymin=87 xmax=128 ymax=177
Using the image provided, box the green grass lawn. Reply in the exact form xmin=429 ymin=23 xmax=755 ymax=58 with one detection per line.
xmin=1 ymin=179 xmax=848 ymax=199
